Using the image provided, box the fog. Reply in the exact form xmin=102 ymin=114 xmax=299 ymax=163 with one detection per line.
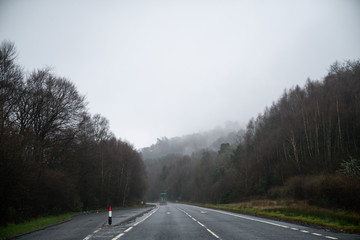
xmin=1 ymin=0 xmax=359 ymax=148
xmin=142 ymin=121 xmax=243 ymax=159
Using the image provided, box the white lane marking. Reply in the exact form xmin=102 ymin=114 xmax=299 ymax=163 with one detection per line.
xmin=83 ymin=208 xmax=159 ymax=240
xmin=325 ymin=236 xmax=338 ymax=240
xmin=312 ymin=233 xmax=323 ymax=237
xmin=124 ymin=227 xmax=133 ymax=232
xmin=177 ymin=207 xmax=220 ymax=239
xmin=133 ymin=207 xmax=159 ymax=226
xmin=187 ymin=205 xmax=339 ymax=240
xmin=207 ymin=228 xmax=220 ymax=239
xmin=83 ymin=228 xmax=100 ymax=240
xmin=111 ymin=207 xmax=159 ymax=240
xmin=197 ymin=206 xmax=289 ymax=228
xmin=111 ymin=233 xmax=124 ymax=240
xmin=197 ymin=221 xmax=205 ymax=227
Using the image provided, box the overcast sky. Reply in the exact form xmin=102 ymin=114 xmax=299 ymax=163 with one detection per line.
xmin=1 ymin=0 xmax=359 ymax=149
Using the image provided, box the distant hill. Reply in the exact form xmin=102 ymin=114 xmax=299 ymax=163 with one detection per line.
xmin=141 ymin=121 xmax=244 ymax=160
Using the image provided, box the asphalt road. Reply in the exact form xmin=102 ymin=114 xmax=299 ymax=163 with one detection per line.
xmin=13 ymin=207 xmax=152 ymax=240
xmin=15 ymin=203 xmax=360 ymax=240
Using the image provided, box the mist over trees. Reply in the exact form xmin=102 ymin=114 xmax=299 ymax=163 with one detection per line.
xmin=0 ymin=41 xmax=147 ymax=225
xmin=146 ymin=60 xmax=360 ymax=211
xmin=141 ymin=121 xmax=243 ymax=160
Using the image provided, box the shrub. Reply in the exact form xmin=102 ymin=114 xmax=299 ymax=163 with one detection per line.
xmin=339 ymin=157 xmax=360 ymax=178
xmin=283 ymin=174 xmax=360 ymax=211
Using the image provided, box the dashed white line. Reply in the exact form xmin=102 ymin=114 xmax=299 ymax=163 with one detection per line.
xmin=325 ymin=236 xmax=338 ymax=240
xmin=206 ymin=228 xmax=220 ymax=239
xmin=177 ymin=207 xmax=220 ymax=239
xmin=197 ymin=221 xmax=205 ymax=227
xmin=312 ymin=233 xmax=323 ymax=237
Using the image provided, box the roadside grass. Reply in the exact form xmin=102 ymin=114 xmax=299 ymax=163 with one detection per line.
xmin=0 ymin=212 xmax=79 ymax=239
xmin=195 ymin=199 xmax=360 ymax=233
xmin=0 ymin=204 xmax=151 ymax=239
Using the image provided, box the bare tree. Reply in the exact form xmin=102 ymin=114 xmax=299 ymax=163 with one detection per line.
xmin=0 ymin=41 xmax=23 ymax=136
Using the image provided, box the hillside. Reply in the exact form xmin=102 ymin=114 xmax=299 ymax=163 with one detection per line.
xmin=141 ymin=121 xmax=243 ymax=160
xmin=145 ymin=60 xmax=360 ymax=212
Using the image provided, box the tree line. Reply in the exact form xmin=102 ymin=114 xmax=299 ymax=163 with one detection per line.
xmin=0 ymin=41 xmax=147 ymax=225
xmin=146 ymin=60 xmax=360 ymax=211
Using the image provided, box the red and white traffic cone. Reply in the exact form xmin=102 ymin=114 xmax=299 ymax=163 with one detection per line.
xmin=108 ymin=206 xmax=112 ymax=225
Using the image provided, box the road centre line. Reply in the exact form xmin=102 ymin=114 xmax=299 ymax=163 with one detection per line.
xmin=177 ymin=207 xmax=220 ymax=239
xmin=189 ymin=205 xmax=338 ymax=240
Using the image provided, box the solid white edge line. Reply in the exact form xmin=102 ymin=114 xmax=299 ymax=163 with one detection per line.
xmin=187 ymin=205 xmax=341 ymax=240
xmin=203 ymin=207 xmax=290 ymax=229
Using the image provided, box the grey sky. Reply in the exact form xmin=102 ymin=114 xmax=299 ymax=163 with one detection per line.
xmin=1 ymin=0 xmax=360 ymax=149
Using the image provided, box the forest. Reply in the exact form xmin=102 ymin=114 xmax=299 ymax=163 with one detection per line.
xmin=145 ymin=59 xmax=360 ymax=212
xmin=0 ymin=41 xmax=147 ymax=226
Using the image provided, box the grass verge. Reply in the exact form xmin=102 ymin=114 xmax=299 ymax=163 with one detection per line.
xmin=0 ymin=204 xmax=152 ymax=239
xmin=192 ymin=200 xmax=360 ymax=233
xmin=0 ymin=212 xmax=79 ymax=239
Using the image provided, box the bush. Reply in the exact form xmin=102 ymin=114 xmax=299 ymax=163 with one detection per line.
xmin=282 ymin=174 xmax=360 ymax=211
xmin=267 ymin=186 xmax=287 ymax=199
xmin=285 ymin=176 xmax=306 ymax=200
xmin=339 ymin=157 xmax=360 ymax=178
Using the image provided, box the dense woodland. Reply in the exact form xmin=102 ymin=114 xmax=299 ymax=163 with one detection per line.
xmin=145 ymin=60 xmax=360 ymax=211
xmin=0 ymin=41 xmax=147 ymax=225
